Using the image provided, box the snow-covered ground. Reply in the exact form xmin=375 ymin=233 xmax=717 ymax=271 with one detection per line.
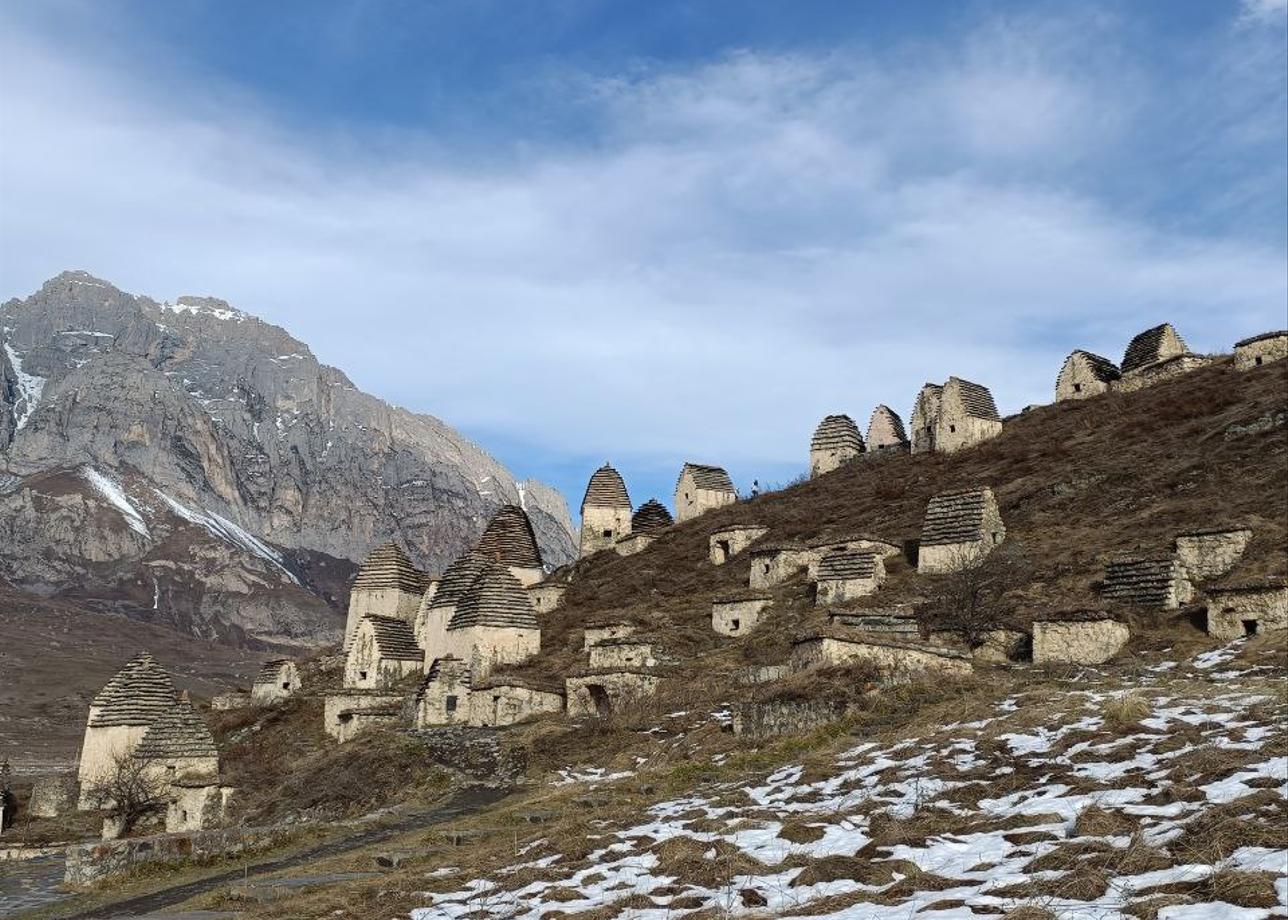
xmin=412 ymin=643 xmax=1287 ymax=920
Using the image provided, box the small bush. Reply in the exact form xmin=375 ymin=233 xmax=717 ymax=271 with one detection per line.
xmin=1104 ymin=693 xmax=1151 ymax=730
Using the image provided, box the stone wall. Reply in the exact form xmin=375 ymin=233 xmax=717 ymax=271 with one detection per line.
xmin=344 ymin=622 xmax=422 ymax=690
xmin=936 ymin=412 xmax=1003 ymax=455
xmin=1207 ymin=585 xmax=1288 ymax=641
xmin=972 ymin=629 xmax=1030 ymax=664
xmin=735 ymin=664 xmax=791 ymax=685
xmin=1032 ymin=618 xmax=1129 ymax=665
xmin=709 ymin=525 xmax=768 ymax=565
xmin=791 ymin=636 xmax=972 ymax=683
xmin=526 ymin=583 xmax=568 ymax=614
xmin=323 ymin=691 xmax=405 ymax=741
xmin=588 ymin=639 xmax=658 ymax=670
xmin=1055 ymin=352 xmax=1119 ymax=401
xmin=414 ymin=659 xmax=470 ymax=728
xmin=815 ymin=554 xmax=886 ymax=606
xmin=1101 ymin=557 xmax=1193 ymax=610
xmin=211 ymin=692 xmax=251 ymax=711
xmin=166 ymin=783 xmax=234 ymax=834
xmin=467 ymin=685 xmax=564 ymax=727
xmin=614 ymin=532 xmax=655 ymax=556
xmin=1115 ymin=354 xmax=1211 ymax=393
xmin=730 ymin=700 xmax=848 ymax=739
xmin=76 ymin=724 xmax=148 ymax=808
xmin=1234 ymin=333 xmax=1288 ymax=371
xmin=583 ymin=623 xmax=636 ymax=650
xmin=28 ymin=774 xmax=77 ymax=818
xmin=580 ymin=505 xmax=632 ymax=557
xmin=344 ymin=587 xmax=422 ymax=650
xmin=251 ymin=661 xmax=300 ymax=705
xmin=566 ymin=671 xmax=662 ymax=717
xmin=910 ymin=384 xmax=942 ymax=455
xmin=65 ymin=824 xmax=294 ymax=886
xmin=444 ymin=624 xmax=540 ymax=680
xmin=749 ymin=546 xmax=812 ymax=589
xmin=711 ymin=595 xmax=772 ymax=636
xmin=675 ymin=471 xmax=736 ymax=523
xmin=806 ymin=538 xmax=900 ymax=579
xmin=1174 ymin=529 xmax=1252 ymax=582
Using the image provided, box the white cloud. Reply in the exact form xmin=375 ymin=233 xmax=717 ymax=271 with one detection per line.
xmin=1239 ymin=0 xmax=1287 ymax=26
xmin=0 ymin=4 xmax=1283 ymax=496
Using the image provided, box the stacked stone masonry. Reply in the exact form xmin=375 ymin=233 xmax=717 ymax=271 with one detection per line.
xmin=631 ymin=499 xmax=673 ymax=533
xmin=675 ymin=462 xmax=737 ymax=523
xmin=809 ymin=414 xmax=865 ymax=477
xmin=1033 ymin=613 xmax=1129 ymax=665
xmin=251 ymin=659 xmax=300 ymax=705
xmin=1101 ymin=557 xmax=1193 ymax=610
xmin=917 ymin=487 xmax=1005 ymax=574
xmin=710 ymin=524 xmax=768 ymax=565
xmin=414 ymin=656 xmax=471 ymax=727
xmin=345 ymin=614 xmax=424 ymax=689
xmin=866 ymin=405 xmax=909 ymax=452
xmin=815 ymin=550 xmax=886 ymax=605
xmin=1234 ymin=331 xmax=1288 ymax=371
xmin=1206 ymin=579 xmax=1288 ymax=641
xmin=583 ymin=622 xmax=636 ymax=650
xmin=1174 ymin=528 xmax=1252 ymax=582
xmin=749 ymin=543 xmax=813 ymax=589
xmin=467 ymin=681 xmax=564 ymax=727
xmin=526 ymin=581 xmax=568 ymax=614
xmin=791 ymin=634 xmax=972 ymax=683
xmin=587 ymin=637 xmax=660 ymax=670
xmin=344 ymin=541 xmax=429 ymax=650
xmin=712 ymin=592 xmax=773 ymax=636
xmin=566 ymin=671 xmax=662 ymax=718
xmin=444 ymin=563 xmax=540 ymax=679
xmin=579 ymin=464 xmax=632 ymax=557
xmin=1055 ymin=350 xmax=1121 ymax=401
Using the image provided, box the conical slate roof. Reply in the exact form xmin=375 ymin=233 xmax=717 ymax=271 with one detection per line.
xmin=87 ymin=654 xmax=178 ymax=728
xmin=352 ymin=541 xmax=430 ymax=594
xmin=448 ymin=562 xmax=539 ymax=631
xmin=678 ymin=463 xmax=735 ymax=494
xmin=817 ymin=549 xmax=881 ymax=581
xmin=811 ymin=414 xmax=865 ymax=454
xmin=429 ymin=552 xmax=489 ymax=610
xmin=133 ymin=700 xmax=217 ymax=760
xmin=582 ymin=464 xmax=632 ymax=511
xmin=362 ymin=615 xmax=424 ymax=661
xmin=867 ymin=405 xmax=908 ymax=448
xmin=631 ymin=499 xmax=673 ymax=533
xmin=1122 ymin=324 xmax=1187 ymax=373
xmin=475 ymin=505 xmax=543 ymax=569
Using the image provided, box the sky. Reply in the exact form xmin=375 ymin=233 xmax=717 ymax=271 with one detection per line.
xmin=1 ymin=0 xmax=1286 ymax=519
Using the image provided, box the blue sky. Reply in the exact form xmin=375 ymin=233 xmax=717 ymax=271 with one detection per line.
xmin=1 ymin=0 xmax=1285 ymax=520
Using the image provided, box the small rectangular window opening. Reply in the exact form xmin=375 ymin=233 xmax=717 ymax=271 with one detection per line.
xmin=1073 ymin=382 xmax=1083 ymax=393
xmin=1242 ymin=619 xmax=1259 ymax=636
xmin=446 ymin=695 xmax=458 ymax=712
xmin=731 ymin=618 xmax=740 ymax=631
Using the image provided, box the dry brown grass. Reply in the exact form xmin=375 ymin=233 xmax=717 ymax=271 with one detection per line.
xmin=1103 ymin=693 xmax=1152 ymax=730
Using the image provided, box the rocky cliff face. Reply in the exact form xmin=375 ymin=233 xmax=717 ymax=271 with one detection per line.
xmin=0 ymin=271 xmax=575 ymax=646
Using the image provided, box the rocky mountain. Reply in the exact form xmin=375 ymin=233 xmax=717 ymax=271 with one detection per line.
xmin=0 ymin=271 xmax=575 ymax=646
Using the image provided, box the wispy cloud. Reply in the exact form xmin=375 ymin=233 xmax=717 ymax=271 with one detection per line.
xmin=1 ymin=2 xmax=1284 ymax=505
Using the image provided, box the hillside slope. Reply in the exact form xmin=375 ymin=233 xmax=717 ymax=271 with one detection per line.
xmin=505 ymin=357 xmax=1287 ymax=685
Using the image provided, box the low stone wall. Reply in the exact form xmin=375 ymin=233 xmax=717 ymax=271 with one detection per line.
xmin=582 ymin=623 xmax=635 ymax=651
xmin=791 ymin=635 xmax=972 ymax=683
xmin=614 ymin=532 xmax=656 ymax=556
xmin=1234 ymin=333 xmax=1288 ymax=371
xmin=1207 ymin=584 xmax=1288 ymax=641
xmin=403 ymin=726 xmax=528 ymax=783
xmin=1174 ymin=529 xmax=1252 ymax=582
xmin=211 ymin=691 xmax=252 ymax=711
xmin=735 ymin=664 xmax=791 ymax=685
xmin=712 ymin=595 xmax=772 ymax=636
xmin=323 ymin=690 xmax=406 ymax=741
xmin=1115 ymin=354 xmax=1211 ymax=393
xmin=65 ymin=824 xmax=294 ymax=886
xmin=730 ymin=700 xmax=847 ymax=739
xmin=1033 ymin=618 xmax=1129 ymax=665
xmin=709 ymin=525 xmax=769 ymax=565
xmin=749 ymin=546 xmax=812 ymax=589
xmin=28 ymin=774 xmax=78 ymax=818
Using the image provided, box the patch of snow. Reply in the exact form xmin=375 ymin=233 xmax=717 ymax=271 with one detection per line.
xmin=160 ymin=299 xmax=246 ymax=322
xmin=82 ymin=468 xmax=150 ymax=537
xmin=3 ymin=340 xmax=46 ymax=430
xmin=1194 ymin=641 xmax=1244 ymax=670
xmin=155 ymin=490 xmax=300 ymax=585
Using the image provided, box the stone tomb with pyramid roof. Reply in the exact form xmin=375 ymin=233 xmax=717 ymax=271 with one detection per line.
xmin=809 ymin=414 xmax=865 ymax=477
xmin=344 ymin=541 xmax=430 ymax=650
xmin=580 ymin=463 xmax=633 ymax=557
xmin=615 ymin=498 xmax=673 ymax=556
xmin=444 ymin=561 xmax=541 ymax=679
xmin=476 ymin=504 xmax=545 ymax=585
xmin=917 ymin=487 xmax=1006 ymax=574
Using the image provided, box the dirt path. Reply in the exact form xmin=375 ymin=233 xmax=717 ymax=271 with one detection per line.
xmin=49 ymin=785 xmax=509 ymax=920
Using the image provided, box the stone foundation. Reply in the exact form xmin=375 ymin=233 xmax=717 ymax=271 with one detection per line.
xmin=65 ymin=824 xmax=293 ymax=885
xmin=614 ymin=532 xmax=656 ymax=556
xmin=467 ymin=684 xmax=564 ymax=727
xmin=712 ymin=594 xmax=773 ymax=636
xmin=791 ymin=635 xmax=972 ymax=683
xmin=730 ymin=701 xmax=848 ymax=739
xmin=404 ymin=726 xmax=528 ymax=782
xmin=323 ymin=691 xmax=406 ymax=741
xmin=1032 ymin=616 xmax=1129 ymax=665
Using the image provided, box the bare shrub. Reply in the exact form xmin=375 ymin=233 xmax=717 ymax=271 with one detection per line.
xmin=81 ymin=752 xmax=167 ymax=837
xmin=1103 ymin=693 xmax=1152 ymax=731
xmin=920 ymin=542 xmax=1032 ymax=645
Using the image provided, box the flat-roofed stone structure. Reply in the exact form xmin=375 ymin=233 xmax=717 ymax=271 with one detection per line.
xmin=937 ymin=377 xmax=1003 ymax=453
xmin=917 ymin=487 xmax=1006 ymax=575
xmin=1174 ymin=527 xmax=1253 ymax=582
xmin=344 ymin=542 xmax=429 ymax=650
xmin=76 ymin=654 xmax=178 ymax=808
xmin=614 ymin=532 xmax=655 ymax=556
xmin=1101 ymin=556 xmax=1193 ymax=610
xmin=709 ymin=523 xmax=768 ymax=565
xmin=583 ymin=621 xmax=636 ymax=650
xmin=749 ymin=541 xmax=813 ymax=588
xmin=1032 ymin=611 xmax=1129 ymax=664
xmin=580 ymin=464 xmax=633 ymax=557
xmin=526 ymin=580 xmax=568 ymax=614
xmin=345 ymin=615 xmax=424 ymax=689
xmin=476 ymin=504 xmax=545 ymax=586
xmin=712 ymin=591 xmax=773 ymax=636
xmin=468 ymin=678 xmax=564 ymax=727
xmin=1206 ymin=577 xmax=1287 ymax=641
xmin=444 ymin=562 xmax=540 ymax=679
xmin=416 ymin=552 xmax=488 ymax=661
xmin=810 ymin=414 xmax=865 ymax=477
xmin=250 ymin=659 xmax=301 ymax=705
xmin=1055 ymin=350 xmax=1121 ymax=401
xmin=414 ymin=656 xmax=471 ymax=727
xmin=588 ymin=636 xmax=662 ymax=670
xmin=867 ymin=405 xmax=909 ymax=453
xmin=791 ymin=633 xmax=971 ymax=683
xmin=565 ymin=670 xmax=663 ymax=718
xmin=675 ymin=462 xmax=737 ymax=523
xmin=1234 ymin=331 xmax=1288 ymax=371
xmin=166 ymin=779 xmax=235 ymax=834
xmin=815 ymin=550 xmax=885 ymax=605
xmin=323 ymin=691 xmax=404 ymax=742
xmin=910 ymin=384 xmax=943 ymax=454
